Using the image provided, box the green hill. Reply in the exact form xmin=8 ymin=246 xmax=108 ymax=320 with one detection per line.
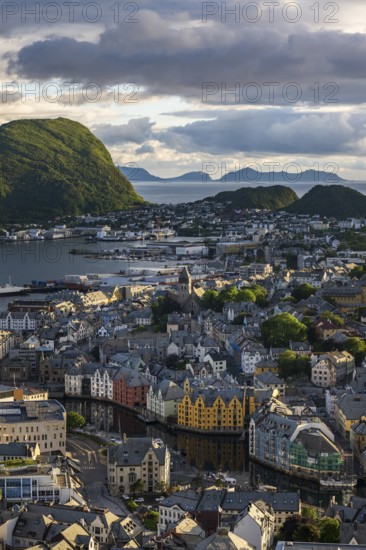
xmin=0 ymin=117 xmax=144 ymax=221
xmin=207 ymin=185 xmax=298 ymax=210
xmin=285 ymin=185 xmax=366 ymax=218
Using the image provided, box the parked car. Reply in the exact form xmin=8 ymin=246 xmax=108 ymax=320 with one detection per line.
xmin=135 ymin=497 xmax=144 ymax=503
xmin=121 ymin=494 xmax=129 ymax=500
xmin=155 ymin=496 xmax=165 ymax=502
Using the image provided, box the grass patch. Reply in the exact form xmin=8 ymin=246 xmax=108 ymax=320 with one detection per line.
xmin=127 ymin=499 xmax=138 ymax=512
xmin=1 ymin=459 xmax=35 ymax=468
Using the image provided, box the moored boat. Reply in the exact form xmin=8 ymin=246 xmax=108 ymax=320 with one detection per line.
xmin=0 ymin=283 xmax=28 ymax=296
xmin=320 ymin=476 xmax=357 ymax=488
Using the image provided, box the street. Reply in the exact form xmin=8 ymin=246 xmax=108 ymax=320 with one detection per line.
xmin=67 ymin=435 xmax=127 ymax=515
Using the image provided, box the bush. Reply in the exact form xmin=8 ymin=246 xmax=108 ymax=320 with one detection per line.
xmin=143 ymin=511 xmax=159 ymax=531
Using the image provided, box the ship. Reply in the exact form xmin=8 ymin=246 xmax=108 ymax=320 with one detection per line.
xmin=320 ymin=476 xmax=357 ymax=489
xmin=0 ymin=283 xmax=28 ymax=296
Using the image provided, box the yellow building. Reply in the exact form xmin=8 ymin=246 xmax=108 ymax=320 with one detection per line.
xmin=177 ymin=388 xmax=244 ymax=432
xmin=253 ymin=359 xmax=279 ymax=376
xmin=245 ymin=387 xmax=275 ymax=417
xmin=350 ymin=417 xmax=366 ymax=459
xmin=323 ymin=280 xmax=366 ymax=312
xmin=335 ymin=393 xmax=366 ymax=439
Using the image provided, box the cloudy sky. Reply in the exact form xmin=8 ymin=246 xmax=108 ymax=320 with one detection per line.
xmin=2 ymin=0 xmax=366 ymax=178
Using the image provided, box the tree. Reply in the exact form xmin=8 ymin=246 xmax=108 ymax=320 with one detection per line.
xmin=279 ymin=514 xmax=302 ymax=541
xmin=320 ymin=310 xmax=344 ymax=326
xmin=301 ymin=506 xmax=317 ymax=521
xmin=319 ymin=518 xmax=340 ymax=543
xmin=261 ymin=313 xmax=308 ymax=347
xmin=345 ymin=337 xmax=366 ymax=366
xmin=249 ymin=285 xmax=268 ymax=307
xmin=151 ymin=296 xmax=181 ymax=331
xmin=67 ymin=411 xmax=86 ymax=431
xmin=292 ymin=283 xmax=317 ymax=302
xmin=294 ymin=524 xmax=320 ymax=542
xmin=201 ymin=289 xmax=220 ymax=311
xmin=216 ymin=286 xmax=238 ymax=310
xmin=143 ymin=511 xmax=159 ymax=531
xmin=131 ymin=478 xmax=144 ymax=495
xmin=236 ymin=288 xmax=256 ymax=303
xmin=155 ymin=481 xmax=167 ymax=493
xmin=278 ymin=350 xmax=311 ymax=379
xmin=350 ymin=265 xmax=365 ymax=279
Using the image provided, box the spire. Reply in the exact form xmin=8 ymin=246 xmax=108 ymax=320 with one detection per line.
xmin=179 ymin=266 xmax=191 ymax=283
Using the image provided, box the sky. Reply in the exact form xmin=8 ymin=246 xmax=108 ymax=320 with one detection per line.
xmin=1 ymin=0 xmax=366 ymax=179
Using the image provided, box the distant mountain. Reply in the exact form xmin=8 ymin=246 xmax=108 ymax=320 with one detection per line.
xmin=120 ymin=166 xmax=164 ymax=182
xmin=120 ymin=167 xmax=213 ymax=182
xmin=121 ymin=165 xmax=345 ymax=183
xmin=0 ymin=118 xmax=144 ymax=222
xmin=207 ymin=185 xmax=298 ymax=210
xmin=222 ymin=168 xmax=344 ymax=183
xmin=169 ymin=171 xmax=214 ymax=183
xmin=285 ymin=184 xmax=366 ymax=218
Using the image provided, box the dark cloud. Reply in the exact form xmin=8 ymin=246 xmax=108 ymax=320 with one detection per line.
xmin=8 ymin=15 xmax=366 ymax=107
xmin=93 ymin=118 xmax=155 ymax=145
xmin=156 ymin=110 xmax=365 ymax=156
xmin=3 ymin=0 xmax=366 ymax=166
xmin=135 ymin=143 xmax=155 ymax=154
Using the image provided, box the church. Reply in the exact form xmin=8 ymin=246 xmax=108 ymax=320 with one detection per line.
xmin=172 ymin=267 xmax=204 ymax=316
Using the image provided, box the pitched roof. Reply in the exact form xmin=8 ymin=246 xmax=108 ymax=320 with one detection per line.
xmin=108 ymin=437 xmax=167 ymax=466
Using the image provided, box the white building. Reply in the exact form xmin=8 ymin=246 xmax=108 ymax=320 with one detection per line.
xmin=65 ymin=370 xmax=84 ymax=396
xmin=90 ymin=368 xmax=116 ymax=400
xmin=158 ymin=490 xmax=200 ymax=536
xmin=0 ymin=312 xmax=39 ymax=331
xmin=241 ymin=347 xmax=268 ymax=376
xmin=311 ymin=352 xmax=355 ymax=388
xmin=234 ymin=500 xmax=275 ymax=550
xmin=204 ymin=351 xmax=227 ymax=375
xmin=147 ymin=380 xmax=185 ymax=419
xmin=0 ymin=331 xmax=15 ymax=360
xmin=0 ymin=465 xmax=85 ymax=505
xmin=195 ymin=337 xmax=220 ymax=362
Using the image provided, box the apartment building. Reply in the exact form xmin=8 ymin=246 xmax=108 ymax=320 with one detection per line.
xmin=107 ymin=436 xmax=170 ymax=496
xmin=0 ymin=400 xmax=66 ymax=454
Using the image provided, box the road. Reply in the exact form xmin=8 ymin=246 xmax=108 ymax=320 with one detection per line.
xmin=67 ymin=435 xmax=105 ymax=484
xmin=67 ymin=435 xmax=127 ymax=515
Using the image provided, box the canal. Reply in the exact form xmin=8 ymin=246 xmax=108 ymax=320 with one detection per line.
xmin=65 ymin=399 xmax=354 ymax=507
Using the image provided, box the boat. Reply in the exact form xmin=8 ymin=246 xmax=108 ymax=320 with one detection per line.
xmin=137 ymin=413 xmax=156 ymax=424
xmin=0 ymin=283 xmax=28 ymax=296
xmin=320 ymin=477 xmax=357 ymax=488
xmin=258 ymin=483 xmax=277 ymax=492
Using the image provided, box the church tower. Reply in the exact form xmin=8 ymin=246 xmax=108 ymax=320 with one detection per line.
xmin=177 ymin=267 xmax=192 ymax=303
